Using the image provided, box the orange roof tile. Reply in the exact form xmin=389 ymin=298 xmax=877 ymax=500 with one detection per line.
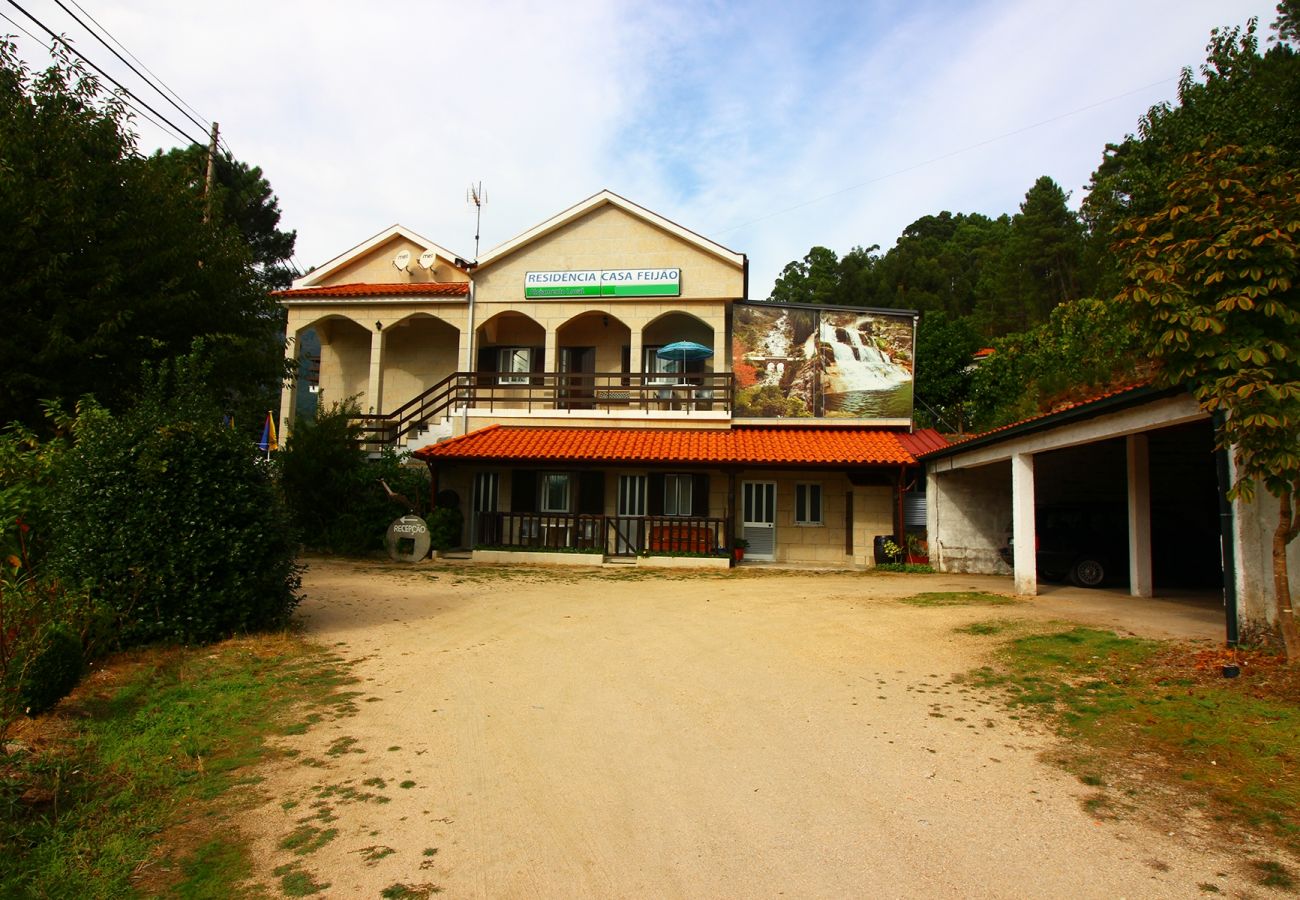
xmin=414 ymin=425 xmax=931 ymax=466
xmin=273 ymin=282 xmax=469 ymax=299
xmin=925 ymin=380 xmax=1161 ymax=456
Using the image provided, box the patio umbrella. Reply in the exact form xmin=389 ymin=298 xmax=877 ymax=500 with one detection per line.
xmin=657 ymin=341 xmax=713 ymax=379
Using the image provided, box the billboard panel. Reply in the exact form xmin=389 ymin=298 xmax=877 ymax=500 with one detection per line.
xmin=732 ymin=302 xmax=914 ymax=420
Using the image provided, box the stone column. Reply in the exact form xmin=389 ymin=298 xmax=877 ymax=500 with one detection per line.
xmin=278 ymin=329 xmax=298 ymax=439
xmin=1011 ymin=452 xmax=1037 ymax=595
xmin=1127 ymin=433 xmax=1153 ymax=597
xmin=367 ymin=325 xmax=386 ymax=414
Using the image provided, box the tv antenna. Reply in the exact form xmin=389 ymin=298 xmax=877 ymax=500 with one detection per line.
xmin=467 ymin=182 xmax=485 ymax=262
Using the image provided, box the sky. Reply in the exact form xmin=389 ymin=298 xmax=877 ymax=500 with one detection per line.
xmin=1 ymin=0 xmax=1280 ymax=297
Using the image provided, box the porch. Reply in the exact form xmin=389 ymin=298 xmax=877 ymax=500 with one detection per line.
xmin=472 ymin=512 xmax=731 ymax=559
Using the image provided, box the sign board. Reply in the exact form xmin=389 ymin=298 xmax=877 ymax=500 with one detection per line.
xmin=732 ymin=302 xmax=916 ymax=420
xmin=385 ymin=515 xmax=431 ymax=562
xmin=524 ymin=269 xmax=680 ymax=299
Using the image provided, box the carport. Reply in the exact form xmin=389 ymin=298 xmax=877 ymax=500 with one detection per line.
xmin=921 ymin=385 xmax=1236 ymax=639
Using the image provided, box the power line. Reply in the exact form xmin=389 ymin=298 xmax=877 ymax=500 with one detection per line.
xmin=50 ymin=0 xmax=210 ymax=140
xmin=715 ymin=77 xmax=1178 ymax=235
xmin=64 ymin=0 xmax=212 ymax=132
xmin=4 ymin=0 xmax=207 ymax=147
xmin=0 ymin=8 xmax=40 ymax=42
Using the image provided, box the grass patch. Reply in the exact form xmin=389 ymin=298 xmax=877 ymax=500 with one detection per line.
xmin=955 ymin=619 xmax=1013 ymax=635
xmin=971 ymin=627 xmax=1300 ymax=853
xmin=900 ymin=591 xmax=1018 ymax=607
xmin=0 ymin=634 xmax=355 ymax=898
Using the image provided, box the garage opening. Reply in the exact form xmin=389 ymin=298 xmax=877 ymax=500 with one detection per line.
xmin=1032 ymin=420 xmax=1222 ymax=592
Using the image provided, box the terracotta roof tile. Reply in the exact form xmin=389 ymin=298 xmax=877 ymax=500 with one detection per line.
xmin=414 ymin=425 xmax=924 ymax=466
xmin=273 ymin=282 xmax=469 ymax=299
xmin=933 ymin=380 xmax=1158 ymax=453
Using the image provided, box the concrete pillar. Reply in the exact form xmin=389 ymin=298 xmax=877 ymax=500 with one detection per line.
xmin=544 ymin=326 xmax=558 ymax=373
xmin=1011 ymin=452 xmax=1037 ymax=595
xmin=367 ymin=326 xmax=385 ymax=414
xmin=630 ymin=329 xmax=643 ymax=374
xmin=1127 ymin=433 xmax=1154 ymax=597
xmin=278 ymin=330 xmax=298 ymax=439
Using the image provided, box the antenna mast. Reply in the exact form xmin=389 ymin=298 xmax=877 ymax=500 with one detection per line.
xmin=467 ymin=182 xmax=485 ymax=261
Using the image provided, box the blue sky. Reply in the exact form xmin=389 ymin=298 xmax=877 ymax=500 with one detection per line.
xmin=3 ymin=0 xmax=1278 ymax=296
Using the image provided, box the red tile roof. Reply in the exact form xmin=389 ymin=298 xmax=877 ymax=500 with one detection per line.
xmin=924 ymin=380 xmax=1160 ymax=456
xmin=415 ymin=425 xmax=943 ymax=466
xmin=273 ymin=282 xmax=469 ymax=299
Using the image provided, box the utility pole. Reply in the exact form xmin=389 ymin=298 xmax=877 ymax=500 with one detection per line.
xmin=203 ymin=121 xmax=220 ymax=224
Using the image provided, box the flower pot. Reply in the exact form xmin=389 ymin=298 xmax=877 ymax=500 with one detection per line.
xmin=734 ymin=548 xmax=745 ymax=561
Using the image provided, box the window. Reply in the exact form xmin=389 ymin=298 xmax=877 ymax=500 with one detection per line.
xmin=795 ymin=483 xmax=822 ymax=525
xmin=473 ymin=472 xmax=498 ymax=512
xmin=663 ymin=474 xmax=693 ymax=517
xmin=643 ymin=347 xmax=680 ymax=383
xmin=540 ymin=473 xmax=571 ymax=513
xmin=497 ymin=347 xmax=532 ymax=385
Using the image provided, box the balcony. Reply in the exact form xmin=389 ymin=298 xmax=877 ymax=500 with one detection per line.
xmin=355 ymin=370 xmax=735 ymax=449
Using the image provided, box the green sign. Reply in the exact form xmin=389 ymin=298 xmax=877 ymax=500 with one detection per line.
xmin=524 ymin=268 xmax=680 ymax=299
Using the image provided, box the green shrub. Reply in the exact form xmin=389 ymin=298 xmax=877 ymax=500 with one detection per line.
xmin=15 ymin=624 xmax=83 ymax=715
xmin=48 ymin=353 xmax=301 ymax=646
xmin=427 ymin=507 xmax=463 ymax=552
xmin=278 ymin=402 xmax=430 ymax=555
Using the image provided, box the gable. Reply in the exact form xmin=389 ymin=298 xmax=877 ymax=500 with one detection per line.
xmin=474 ymin=203 xmax=744 ymax=302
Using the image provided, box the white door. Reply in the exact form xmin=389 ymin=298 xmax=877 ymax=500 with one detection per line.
xmin=742 ymin=481 xmax=777 ymax=561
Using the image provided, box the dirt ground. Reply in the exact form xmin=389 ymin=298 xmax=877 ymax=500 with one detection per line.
xmin=244 ymin=558 xmax=1284 ymax=898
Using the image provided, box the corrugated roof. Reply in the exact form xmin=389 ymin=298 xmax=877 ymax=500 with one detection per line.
xmin=273 ymin=282 xmax=469 ymax=299
xmin=415 ymin=425 xmax=935 ymax=466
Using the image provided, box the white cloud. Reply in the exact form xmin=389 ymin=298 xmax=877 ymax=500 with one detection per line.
xmin=5 ymin=0 xmax=1276 ymax=294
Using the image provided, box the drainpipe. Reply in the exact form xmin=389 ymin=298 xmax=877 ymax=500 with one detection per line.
xmin=1212 ymin=411 xmax=1240 ymax=646
xmin=463 ymin=272 xmax=477 ymax=437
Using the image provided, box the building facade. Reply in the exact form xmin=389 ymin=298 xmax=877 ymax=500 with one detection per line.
xmin=276 ymin=191 xmax=937 ymax=566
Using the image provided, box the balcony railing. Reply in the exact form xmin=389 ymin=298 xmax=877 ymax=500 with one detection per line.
xmin=474 ymin=512 xmax=731 ymax=558
xmin=353 ymin=370 xmax=735 ymax=449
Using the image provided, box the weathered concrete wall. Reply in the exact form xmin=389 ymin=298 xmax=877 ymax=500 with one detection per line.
xmin=1233 ymin=488 xmax=1300 ymax=636
xmin=927 ymin=461 xmax=1012 ymax=575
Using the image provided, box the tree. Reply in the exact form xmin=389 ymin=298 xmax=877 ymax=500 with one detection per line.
xmin=0 ymin=40 xmax=288 ymax=430
xmin=769 ymin=246 xmax=843 ymax=305
xmin=1083 ymin=13 xmax=1300 ymax=293
xmin=1113 ymin=144 xmax=1300 ymax=659
xmin=149 ymin=145 xmax=297 ymax=291
xmin=913 ymin=312 xmax=981 ymax=431
xmin=49 ymin=347 xmax=301 ymax=645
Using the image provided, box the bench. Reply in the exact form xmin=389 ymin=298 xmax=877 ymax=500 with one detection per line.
xmin=648 ymin=524 xmax=716 ymax=554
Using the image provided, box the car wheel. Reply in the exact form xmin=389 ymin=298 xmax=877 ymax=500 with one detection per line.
xmin=1070 ymin=557 xmax=1106 ymax=588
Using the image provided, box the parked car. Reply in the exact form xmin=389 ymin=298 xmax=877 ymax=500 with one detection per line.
xmin=999 ymin=504 xmax=1128 ymax=588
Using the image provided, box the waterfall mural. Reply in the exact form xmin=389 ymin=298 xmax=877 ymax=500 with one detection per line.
xmin=732 ymin=302 xmax=914 ymax=420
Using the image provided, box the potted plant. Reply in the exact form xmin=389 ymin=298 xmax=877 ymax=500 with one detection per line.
xmin=733 ymin=537 xmax=750 ymax=561
xmin=905 ymin=533 xmax=929 ymax=565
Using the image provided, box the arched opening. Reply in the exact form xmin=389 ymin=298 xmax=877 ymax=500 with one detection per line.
xmin=308 ymin=315 xmax=373 ymax=410
xmin=557 ymin=312 xmax=632 ymax=408
xmin=641 ymin=312 xmax=715 ymax=379
xmin=475 ymin=311 xmax=545 ymax=386
xmin=382 ymin=313 xmax=461 ymax=408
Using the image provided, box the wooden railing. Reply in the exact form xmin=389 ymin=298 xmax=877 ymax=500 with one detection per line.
xmin=351 ymin=370 xmax=735 ymax=450
xmin=474 ymin=513 xmax=731 ymax=558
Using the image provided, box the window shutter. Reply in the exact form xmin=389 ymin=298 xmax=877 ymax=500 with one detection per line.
xmin=477 ymin=346 xmax=496 ymax=387
xmin=511 ymin=470 xmax=537 ymax=513
xmin=692 ymin=474 xmax=710 ymax=517
xmin=648 ymin=473 xmax=665 ymax=516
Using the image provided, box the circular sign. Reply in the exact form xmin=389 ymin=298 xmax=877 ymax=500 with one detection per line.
xmin=385 ymin=515 xmax=431 ymax=562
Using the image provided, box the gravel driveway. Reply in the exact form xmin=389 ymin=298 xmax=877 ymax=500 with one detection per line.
xmin=245 ymin=558 xmax=1263 ymax=899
